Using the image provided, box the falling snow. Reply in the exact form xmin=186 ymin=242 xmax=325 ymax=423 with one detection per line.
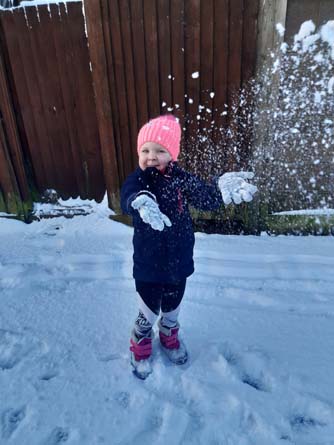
xmin=252 ymin=20 xmax=334 ymax=212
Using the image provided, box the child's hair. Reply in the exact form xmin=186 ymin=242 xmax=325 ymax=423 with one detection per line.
xmin=137 ymin=115 xmax=181 ymax=161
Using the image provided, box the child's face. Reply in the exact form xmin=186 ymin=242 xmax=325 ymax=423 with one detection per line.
xmin=138 ymin=142 xmax=172 ymax=171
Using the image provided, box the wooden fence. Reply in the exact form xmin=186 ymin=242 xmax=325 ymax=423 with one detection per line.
xmin=0 ymin=0 xmax=259 ymax=217
xmin=1 ymin=0 xmax=331 ymax=220
xmin=84 ymin=0 xmax=259 ymax=209
xmin=0 ymin=40 xmax=30 ymax=215
xmin=0 ymin=1 xmax=105 ymax=218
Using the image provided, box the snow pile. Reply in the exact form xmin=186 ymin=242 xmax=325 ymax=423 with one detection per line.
xmin=252 ymin=20 xmax=334 ymax=212
xmin=33 ymin=193 xmax=114 ymax=219
xmin=275 ymin=208 xmax=334 ymax=216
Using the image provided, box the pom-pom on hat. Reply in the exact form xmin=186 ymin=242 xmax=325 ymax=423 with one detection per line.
xmin=137 ymin=114 xmax=181 ymax=161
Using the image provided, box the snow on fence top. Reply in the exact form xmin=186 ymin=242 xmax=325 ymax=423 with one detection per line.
xmin=0 ymin=0 xmax=81 ymax=10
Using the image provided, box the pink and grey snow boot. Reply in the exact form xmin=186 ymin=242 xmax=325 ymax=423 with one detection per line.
xmin=158 ymin=319 xmax=188 ymax=365
xmin=130 ymin=330 xmax=153 ymax=380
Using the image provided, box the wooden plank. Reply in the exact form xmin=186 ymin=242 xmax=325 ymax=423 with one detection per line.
xmin=226 ymin=0 xmax=244 ymax=170
xmin=184 ymin=0 xmax=201 ymax=171
xmin=0 ymin=122 xmax=14 ymax=207
xmin=274 ymin=0 xmax=288 ymax=36
xmin=255 ymin=0 xmax=287 ymax=74
xmin=242 ymin=0 xmax=259 ymax=83
xmin=31 ymin=5 xmax=71 ymax=192
xmin=100 ymin=0 xmax=124 ymax=183
xmin=119 ymin=0 xmax=139 ymax=174
xmin=238 ymin=0 xmax=260 ymax=168
xmin=227 ymin=0 xmax=243 ymax=101
xmin=83 ymin=0 xmax=120 ymax=208
xmin=253 ymin=0 xmax=287 ymax=204
xmin=108 ymin=0 xmax=132 ymax=181
xmin=143 ymin=0 xmax=160 ymax=119
xmin=0 ymin=187 xmax=6 ymax=213
xmin=0 ymin=25 xmax=30 ymax=202
xmin=50 ymin=3 xmax=81 ymax=198
xmin=129 ymin=0 xmax=149 ymax=128
xmin=256 ymin=0 xmax=275 ymax=69
xmin=212 ymin=0 xmax=229 ymax=149
xmin=0 ymin=118 xmax=22 ymax=214
xmin=65 ymin=2 xmax=105 ymax=200
xmin=170 ymin=0 xmax=185 ymax=128
xmin=51 ymin=2 xmax=86 ymax=198
xmin=36 ymin=5 xmax=73 ymax=198
xmin=199 ymin=0 xmax=214 ymax=159
xmin=199 ymin=0 xmax=214 ymax=106
xmin=1 ymin=9 xmax=48 ymax=191
xmin=26 ymin=6 xmax=61 ymax=190
xmin=157 ymin=0 xmax=172 ymax=113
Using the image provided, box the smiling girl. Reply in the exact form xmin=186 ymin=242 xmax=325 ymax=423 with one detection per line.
xmin=121 ymin=114 xmax=257 ymax=379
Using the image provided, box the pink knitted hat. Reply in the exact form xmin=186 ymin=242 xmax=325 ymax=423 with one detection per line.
xmin=137 ymin=115 xmax=181 ymax=161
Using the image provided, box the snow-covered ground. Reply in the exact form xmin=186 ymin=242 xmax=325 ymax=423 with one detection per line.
xmin=1 ymin=198 xmax=334 ymax=445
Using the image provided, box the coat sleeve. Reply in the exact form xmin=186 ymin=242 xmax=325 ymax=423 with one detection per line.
xmin=174 ymin=165 xmax=223 ymax=211
xmin=120 ymin=168 xmax=158 ymax=215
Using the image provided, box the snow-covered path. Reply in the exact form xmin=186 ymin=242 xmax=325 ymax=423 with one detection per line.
xmin=1 ymin=203 xmax=334 ymax=444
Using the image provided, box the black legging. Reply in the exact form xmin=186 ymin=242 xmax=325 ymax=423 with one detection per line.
xmin=135 ymin=279 xmax=187 ymax=315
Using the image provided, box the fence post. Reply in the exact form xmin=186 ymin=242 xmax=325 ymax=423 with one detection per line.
xmin=252 ymin=0 xmax=288 ymax=229
xmin=82 ymin=0 xmax=121 ymax=212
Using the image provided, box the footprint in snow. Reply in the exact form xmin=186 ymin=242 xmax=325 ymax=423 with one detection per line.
xmin=0 ymin=329 xmax=39 ymax=371
xmin=1 ymin=407 xmax=26 ymax=440
xmin=38 ymin=360 xmax=60 ymax=381
xmin=290 ymin=414 xmax=327 ymax=431
xmin=288 ymin=395 xmax=334 ymax=437
xmin=220 ymin=343 xmax=273 ymax=392
xmin=114 ymin=391 xmax=131 ymax=409
xmin=41 ymin=427 xmax=70 ymax=444
xmin=42 ymin=224 xmax=63 ymax=237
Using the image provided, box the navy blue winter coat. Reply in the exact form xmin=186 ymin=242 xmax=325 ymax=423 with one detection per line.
xmin=121 ymin=162 xmax=223 ymax=283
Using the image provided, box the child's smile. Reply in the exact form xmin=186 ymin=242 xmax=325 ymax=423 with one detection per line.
xmin=139 ymin=142 xmax=172 ymax=172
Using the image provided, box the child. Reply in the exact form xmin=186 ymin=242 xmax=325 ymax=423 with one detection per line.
xmin=121 ymin=114 xmax=257 ymax=379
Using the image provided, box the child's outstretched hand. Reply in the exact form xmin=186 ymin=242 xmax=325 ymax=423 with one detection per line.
xmin=131 ymin=194 xmax=172 ymax=231
xmin=218 ymin=172 xmax=258 ymax=205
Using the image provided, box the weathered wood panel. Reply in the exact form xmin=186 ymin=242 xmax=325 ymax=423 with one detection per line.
xmin=0 ymin=117 xmax=24 ymax=215
xmin=0 ymin=24 xmax=31 ymax=217
xmin=212 ymin=0 xmax=229 ymax=146
xmin=0 ymin=2 xmax=105 ymax=202
xmin=170 ymin=0 xmax=185 ymax=128
xmin=1 ymin=0 xmax=260 ymax=215
xmin=85 ymin=0 xmax=259 ymax=197
xmin=0 ymin=35 xmax=30 ymax=203
xmin=82 ymin=0 xmax=120 ymax=210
